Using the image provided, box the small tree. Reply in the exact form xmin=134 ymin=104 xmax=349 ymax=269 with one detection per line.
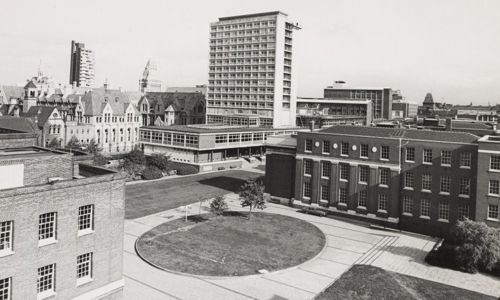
xmin=66 ymin=135 xmax=81 ymax=150
xmin=47 ymin=137 xmax=61 ymax=149
xmin=86 ymin=138 xmax=101 ymax=154
xmin=238 ymin=177 xmax=265 ymax=219
xmin=453 ymin=219 xmax=500 ymax=273
xmin=210 ymin=195 xmax=228 ymax=216
xmin=147 ymin=153 xmax=170 ymax=171
xmin=121 ymin=149 xmax=146 ymax=177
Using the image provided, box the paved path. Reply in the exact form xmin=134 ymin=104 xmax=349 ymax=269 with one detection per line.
xmin=122 ymin=194 xmax=500 ymax=299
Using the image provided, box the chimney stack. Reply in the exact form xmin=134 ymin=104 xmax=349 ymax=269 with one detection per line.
xmin=310 ymin=120 xmax=315 ymax=132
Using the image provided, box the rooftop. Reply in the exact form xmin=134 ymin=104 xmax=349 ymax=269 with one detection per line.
xmin=142 ymin=125 xmax=302 ymax=134
xmin=266 ymin=135 xmax=297 ymax=148
xmin=297 ymin=98 xmax=371 ymax=104
xmin=218 ymin=11 xmax=286 ymax=21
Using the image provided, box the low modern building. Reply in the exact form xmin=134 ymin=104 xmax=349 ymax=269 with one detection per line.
xmin=0 ymin=134 xmax=125 ymax=299
xmin=265 ymin=126 xmax=500 ymax=237
xmin=296 ymin=97 xmax=372 ymax=128
xmin=139 ymin=125 xmax=304 ymax=172
xmin=392 ymin=99 xmax=418 ymax=119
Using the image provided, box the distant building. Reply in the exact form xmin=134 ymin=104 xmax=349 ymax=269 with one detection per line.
xmin=166 ymin=85 xmax=207 ymax=95
xmin=139 ymin=59 xmax=162 ymax=93
xmin=0 ymin=137 xmax=125 ymax=299
xmin=69 ymin=40 xmax=95 ymax=87
xmin=392 ymin=99 xmax=418 ymax=119
xmin=296 ymin=97 xmax=372 ymax=128
xmin=265 ymin=125 xmax=500 ymax=237
xmin=323 ymin=82 xmax=393 ymax=120
xmin=207 ymin=11 xmax=301 ymax=127
xmin=21 ymin=106 xmax=66 ymax=147
xmin=417 ymin=92 xmax=453 ymax=117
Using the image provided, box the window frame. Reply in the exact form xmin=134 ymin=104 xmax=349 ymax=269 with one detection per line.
xmin=487 ymin=204 xmax=499 ymax=221
xmin=377 ymin=193 xmax=387 ymax=212
xmin=441 ymin=150 xmax=452 ymax=166
xmin=305 ymin=139 xmax=312 ymax=152
xmin=380 ymin=145 xmax=390 ymax=160
xmin=0 ymin=221 xmax=13 ymax=255
xmin=76 ymin=252 xmax=93 ymax=286
xmin=322 ymin=141 xmax=330 ymax=154
xmin=320 ymin=184 xmax=329 ymax=201
xmin=304 ymin=160 xmax=312 ymax=176
xmin=303 ymin=182 xmax=311 ymax=199
xmin=339 ymin=163 xmax=349 ymax=181
xmin=440 ymin=176 xmax=451 ymax=194
xmin=420 ymin=198 xmax=430 ymax=218
xmin=360 ymin=144 xmax=369 ymax=158
xmin=438 ymin=202 xmax=450 ymax=221
xmin=405 ymin=147 xmax=415 ymax=162
xmin=78 ymin=205 xmax=94 ymax=236
xmin=341 ymin=142 xmax=349 ymax=156
xmin=0 ymin=277 xmax=11 ymax=300
xmin=38 ymin=212 xmax=57 ymax=247
xmin=404 ymin=171 xmax=414 ymax=189
xmin=423 ymin=149 xmax=433 ymax=164
xmin=321 ymin=161 xmax=330 ymax=178
xmin=460 ymin=152 xmax=471 ymax=168
xmin=421 ymin=173 xmax=432 ymax=191
xmin=37 ymin=264 xmax=56 ymax=298
xmin=490 ymin=156 xmax=500 ymax=171
xmin=403 ymin=195 xmax=413 ymax=215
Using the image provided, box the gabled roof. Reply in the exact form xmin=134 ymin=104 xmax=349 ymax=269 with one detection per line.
xmin=1 ymin=85 xmax=24 ymax=101
xmin=80 ymin=88 xmax=132 ymax=116
xmin=22 ymin=106 xmax=58 ymax=126
xmin=142 ymin=92 xmax=205 ymax=113
xmin=24 ymin=80 xmax=37 ymax=89
xmin=0 ymin=116 xmax=38 ymax=133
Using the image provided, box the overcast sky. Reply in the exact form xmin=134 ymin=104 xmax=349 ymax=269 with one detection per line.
xmin=1 ymin=0 xmax=499 ymax=105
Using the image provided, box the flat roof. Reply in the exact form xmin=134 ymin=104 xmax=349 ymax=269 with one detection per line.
xmin=142 ymin=125 xmax=302 ymax=134
xmin=324 ymin=87 xmax=389 ymax=91
xmin=0 ymin=147 xmax=63 ymax=158
xmin=297 ymin=98 xmax=371 ymax=104
xmin=218 ymin=11 xmax=286 ymax=21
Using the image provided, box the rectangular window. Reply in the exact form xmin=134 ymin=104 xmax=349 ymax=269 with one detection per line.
xmin=77 ymin=253 xmax=93 ymax=284
xmin=215 ymin=135 xmax=227 ymax=144
xmin=460 ymin=152 xmax=471 ymax=168
xmin=440 ymin=176 xmax=451 ymax=194
xmin=78 ymin=205 xmax=94 ymax=233
xmin=358 ymin=189 xmax=367 ymax=207
xmin=305 ymin=139 xmax=312 ymax=152
xmin=420 ymin=199 xmax=430 ymax=217
xmin=422 ymin=173 xmax=432 ymax=191
xmin=441 ymin=150 xmax=452 ymax=166
xmin=321 ymin=162 xmax=330 ymax=178
xmin=488 ymin=204 xmax=499 ymax=220
xmin=489 ymin=180 xmax=499 ymax=195
xmin=0 ymin=221 xmax=13 ymax=253
xmin=458 ymin=205 xmax=469 ymax=220
xmin=406 ymin=147 xmax=415 ymax=162
xmin=303 ymin=182 xmax=311 ymax=198
xmin=322 ymin=141 xmax=330 ymax=154
xmin=241 ymin=133 xmax=252 ymax=142
xmin=439 ymin=202 xmax=449 ymax=221
xmin=378 ymin=194 xmax=387 ymax=211
xmin=404 ymin=171 xmax=414 ymax=189
xmin=0 ymin=277 xmax=11 ymax=300
xmin=403 ymin=196 xmax=413 ymax=214
xmin=185 ymin=135 xmax=199 ymax=147
xmin=423 ymin=149 xmax=433 ymax=164
xmin=304 ymin=160 xmax=312 ymax=176
xmin=459 ymin=178 xmax=470 ymax=196
xmin=321 ymin=185 xmax=329 ymax=201
xmin=339 ymin=187 xmax=348 ymax=204
xmin=381 ymin=145 xmax=390 ymax=160
xmin=38 ymin=212 xmax=57 ymax=243
xmin=339 ymin=163 xmax=349 ymax=181
xmin=359 ymin=165 xmax=369 ymax=183
xmin=37 ymin=264 xmax=55 ymax=296
xmin=360 ymin=144 xmax=369 ymax=158
xmin=341 ymin=142 xmax=349 ymax=156
xmin=379 ymin=168 xmax=390 ymax=186
xmin=173 ymin=134 xmax=184 ymax=146
xmin=490 ymin=156 xmax=500 ymax=170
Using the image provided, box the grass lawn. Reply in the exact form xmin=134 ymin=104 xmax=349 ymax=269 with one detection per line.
xmin=316 ymin=265 xmax=496 ymax=300
xmin=136 ymin=212 xmax=326 ymax=276
xmin=125 ymin=170 xmax=262 ymax=219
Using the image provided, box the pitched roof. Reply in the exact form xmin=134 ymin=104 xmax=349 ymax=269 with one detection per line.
xmin=22 ymin=106 xmax=57 ymax=126
xmin=0 ymin=116 xmax=38 ymax=133
xmin=1 ymin=85 xmax=24 ymax=101
xmin=318 ymin=125 xmax=479 ymax=143
xmin=124 ymin=91 xmax=142 ymax=105
xmin=423 ymin=93 xmax=434 ymax=104
xmin=24 ymin=80 xmax=37 ymax=89
xmin=143 ymin=92 xmax=205 ymax=113
xmin=80 ymin=88 xmax=131 ymax=116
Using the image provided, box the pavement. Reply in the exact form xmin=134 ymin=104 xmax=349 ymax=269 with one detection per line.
xmin=122 ymin=193 xmax=500 ymax=300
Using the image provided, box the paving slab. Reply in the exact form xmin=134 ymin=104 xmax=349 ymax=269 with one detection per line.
xmin=299 ymin=258 xmax=351 ymax=279
xmin=264 ymin=268 xmax=334 ymax=294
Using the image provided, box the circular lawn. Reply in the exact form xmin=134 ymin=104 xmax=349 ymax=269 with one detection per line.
xmin=136 ymin=212 xmax=326 ymax=276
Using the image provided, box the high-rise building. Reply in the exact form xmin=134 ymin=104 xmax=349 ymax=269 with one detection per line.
xmin=139 ymin=59 xmax=162 ymax=93
xmin=206 ymin=11 xmax=301 ymax=127
xmin=69 ymin=41 xmax=95 ymax=88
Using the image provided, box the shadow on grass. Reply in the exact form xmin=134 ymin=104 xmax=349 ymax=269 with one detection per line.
xmin=187 ymin=215 xmax=210 ymax=223
xmin=223 ymin=211 xmax=248 ymax=218
xmin=198 ymin=176 xmax=248 ymax=193
xmin=385 ymin=245 xmax=430 ymax=261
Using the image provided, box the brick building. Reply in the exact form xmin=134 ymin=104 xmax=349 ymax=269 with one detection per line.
xmin=265 ymin=126 xmax=500 ymax=237
xmin=0 ymin=138 xmax=125 ymax=299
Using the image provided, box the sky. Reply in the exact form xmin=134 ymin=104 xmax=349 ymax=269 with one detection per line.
xmin=0 ymin=0 xmax=499 ymax=105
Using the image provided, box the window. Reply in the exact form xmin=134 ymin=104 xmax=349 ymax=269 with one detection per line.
xmin=422 ymin=173 xmax=432 ymax=191
xmin=459 ymin=178 xmax=470 ymax=196
xmin=458 ymin=205 xmax=470 ymax=220
xmin=215 ymin=135 xmax=227 ymax=144
xmin=321 ymin=185 xmax=329 ymax=201
xmin=490 ymin=156 xmax=500 ymax=170
xmin=403 ymin=196 xmax=413 ymax=215
xmin=241 ymin=133 xmax=252 ymax=142
xmin=381 ymin=145 xmax=389 ymax=160
xmin=406 ymin=147 xmax=415 ymax=162
xmin=78 ymin=205 xmax=94 ymax=233
xmin=441 ymin=150 xmax=452 ymax=166
xmin=341 ymin=142 xmax=349 ymax=156
xmin=438 ymin=202 xmax=449 ymax=221
xmin=488 ymin=204 xmax=499 ymax=220
xmin=304 ymin=160 xmax=312 ymax=176
xmin=0 ymin=277 xmax=11 ymax=300
xmin=360 ymin=144 xmax=368 ymax=158
xmin=321 ymin=162 xmax=330 ymax=178
xmin=404 ymin=171 xmax=414 ymax=189
xmin=379 ymin=168 xmax=390 ymax=186
xmin=339 ymin=163 xmax=349 ymax=181
xmin=378 ymin=194 xmax=387 ymax=211
xmin=38 ymin=212 xmax=57 ymax=244
xmin=460 ymin=152 xmax=471 ymax=168
xmin=359 ymin=165 xmax=369 ymax=183
xmin=358 ymin=189 xmax=367 ymax=207
xmin=173 ymin=134 xmax=184 ymax=146
xmin=339 ymin=187 xmax=348 ymax=204
xmin=185 ymin=135 xmax=199 ymax=147
xmin=0 ymin=221 xmax=13 ymax=254
xmin=303 ymin=182 xmax=311 ymax=198
xmin=37 ymin=264 xmax=55 ymax=296
xmin=440 ymin=176 xmax=451 ymax=194
xmin=322 ymin=141 xmax=330 ymax=154
xmin=423 ymin=149 xmax=432 ymax=164
xmin=305 ymin=139 xmax=312 ymax=152
xmin=420 ymin=199 xmax=430 ymax=218
xmin=489 ymin=180 xmax=499 ymax=195
xmin=77 ymin=253 xmax=93 ymax=284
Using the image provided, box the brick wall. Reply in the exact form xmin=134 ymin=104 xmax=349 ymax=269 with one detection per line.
xmin=0 ymin=133 xmax=39 ymax=148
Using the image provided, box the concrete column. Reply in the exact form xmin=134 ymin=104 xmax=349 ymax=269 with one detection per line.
xmin=294 ymin=159 xmax=303 ymax=202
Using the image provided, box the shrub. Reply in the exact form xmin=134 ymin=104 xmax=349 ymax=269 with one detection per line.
xmin=93 ymin=153 xmax=109 ymax=166
xmin=125 ymin=149 xmax=146 ymax=165
xmin=142 ymin=166 xmax=163 ymax=180
xmin=147 ymin=153 xmax=170 ymax=171
xmin=210 ymin=195 xmax=228 ymax=216
xmin=239 ymin=177 xmax=266 ymax=219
